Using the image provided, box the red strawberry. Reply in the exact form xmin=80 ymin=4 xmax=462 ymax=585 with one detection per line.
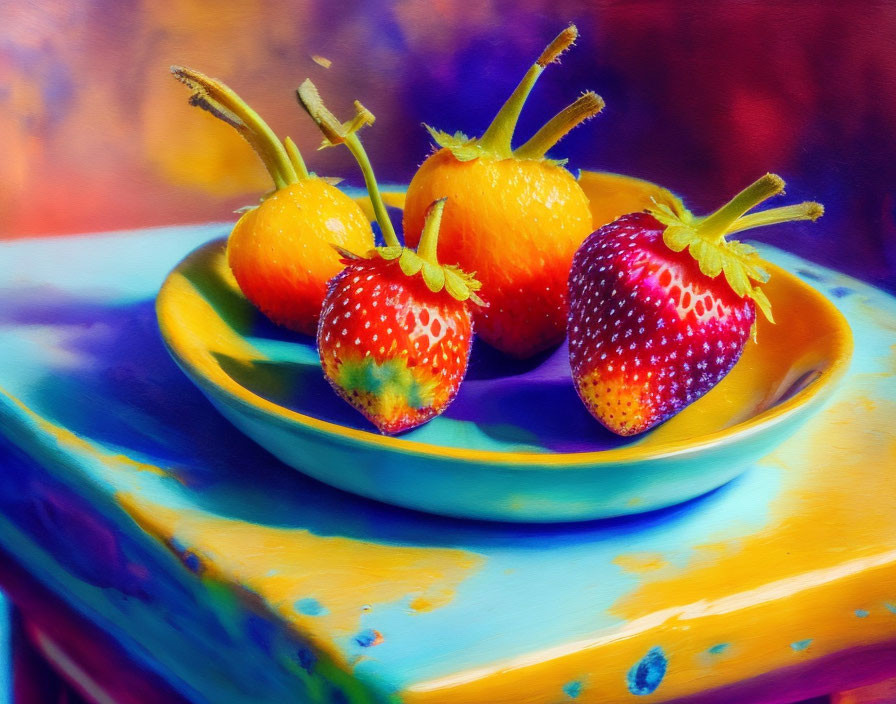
xmin=294 ymin=82 xmax=482 ymax=433
xmin=318 ymin=199 xmax=482 ymax=433
xmin=568 ymin=174 xmax=823 ymax=436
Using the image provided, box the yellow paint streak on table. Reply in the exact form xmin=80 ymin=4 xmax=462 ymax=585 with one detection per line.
xmin=116 ymin=496 xmax=485 ymax=656
xmin=404 ymin=394 xmax=896 ymax=703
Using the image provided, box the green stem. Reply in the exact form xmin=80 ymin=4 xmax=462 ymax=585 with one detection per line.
xmin=343 ymin=133 xmax=401 ymax=248
xmin=170 ymin=66 xmax=297 ymax=189
xmin=477 ymin=64 xmax=543 ymax=156
xmin=695 ymin=173 xmax=785 ymax=243
xmin=727 ymin=202 xmax=824 ymax=235
xmin=283 ymin=137 xmax=310 ymax=179
xmin=416 ymin=199 xmax=447 ymax=264
xmin=513 ymin=92 xmax=604 ymax=159
xmin=296 ymin=78 xmax=398 ymax=246
xmin=477 ymin=25 xmax=578 ymax=156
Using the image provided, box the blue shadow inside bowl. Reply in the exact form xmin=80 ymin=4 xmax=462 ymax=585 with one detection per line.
xmin=222 ymin=313 xmax=637 ymax=453
xmin=193 ymin=239 xmax=833 ymax=460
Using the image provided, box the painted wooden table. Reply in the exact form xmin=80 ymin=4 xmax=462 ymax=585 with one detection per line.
xmin=0 ymin=225 xmax=895 ymax=704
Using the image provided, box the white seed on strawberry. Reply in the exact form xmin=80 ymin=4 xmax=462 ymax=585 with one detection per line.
xmin=569 ymin=174 xmax=823 ymax=435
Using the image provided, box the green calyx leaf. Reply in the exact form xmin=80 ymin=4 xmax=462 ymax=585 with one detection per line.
xmin=647 ymin=172 xmax=825 ymax=327
xmin=424 ymin=124 xmax=569 ymax=167
xmin=648 ymin=202 xmax=773 ymax=321
xmin=376 ymin=245 xmax=403 ymax=260
xmin=372 ymin=246 xmax=484 ymax=305
xmin=424 ymin=125 xmax=488 ymax=162
xmin=398 ymin=248 xmax=424 ymax=276
xmin=422 ymin=261 xmax=446 ymax=292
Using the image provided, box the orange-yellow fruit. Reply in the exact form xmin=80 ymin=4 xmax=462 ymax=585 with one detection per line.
xmin=403 ymin=148 xmax=593 ymax=358
xmin=227 ymin=179 xmax=373 ymax=335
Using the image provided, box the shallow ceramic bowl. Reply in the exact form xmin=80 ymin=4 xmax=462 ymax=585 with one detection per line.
xmin=156 ymin=189 xmax=852 ymax=522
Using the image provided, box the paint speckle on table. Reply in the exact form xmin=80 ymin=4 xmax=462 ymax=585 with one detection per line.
xmin=791 ymin=639 xmax=813 ymax=652
xmin=169 ymin=537 xmax=202 ymax=572
xmin=855 ymin=609 xmax=870 ymax=618
xmin=326 ymin=685 xmax=350 ymax=704
xmin=182 ymin=551 xmax=201 ymax=572
xmin=296 ymin=597 xmax=327 ymax=616
xmin=297 ymin=646 xmax=317 ymax=673
xmin=797 ymin=268 xmax=824 ymax=281
xmin=627 ymin=646 xmax=667 ymax=696
xmin=885 ymin=603 xmax=896 ymax=615
xmin=830 ymin=286 xmax=854 ymax=298
xmin=354 ymin=628 xmax=383 ymax=648
xmin=613 ymin=552 xmax=668 ymax=573
xmin=410 ymin=587 xmax=456 ymax=613
xmin=562 ymin=680 xmax=583 ymax=698
xmin=707 ymin=643 xmax=730 ymax=655
xmin=117 ymin=496 xmax=484 ymax=637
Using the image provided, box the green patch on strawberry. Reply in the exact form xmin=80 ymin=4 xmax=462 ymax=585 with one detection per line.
xmin=335 ymin=355 xmax=439 ymax=420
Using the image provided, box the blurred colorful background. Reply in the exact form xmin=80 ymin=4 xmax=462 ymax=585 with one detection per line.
xmin=2 ymin=1 xmax=894 ymax=292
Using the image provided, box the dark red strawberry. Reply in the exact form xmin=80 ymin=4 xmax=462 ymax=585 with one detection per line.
xmin=568 ymin=174 xmax=823 ymax=436
xmin=297 ymin=81 xmax=483 ymax=433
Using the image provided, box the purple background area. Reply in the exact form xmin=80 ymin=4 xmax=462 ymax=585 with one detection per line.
xmin=2 ymin=2 xmax=894 ymax=294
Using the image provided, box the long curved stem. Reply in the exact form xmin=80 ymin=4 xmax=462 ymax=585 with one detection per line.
xmin=513 ymin=92 xmax=604 ymax=159
xmin=171 ymin=66 xmax=298 ymax=188
xmin=416 ymin=199 xmax=447 ymax=264
xmin=283 ymin=137 xmax=310 ymax=179
xmin=296 ymin=78 xmax=400 ymax=248
xmin=727 ymin=202 xmax=824 ymax=235
xmin=477 ymin=25 xmax=578 ymax=156
xmin=343 ymin=133 xmax=400 ymax=248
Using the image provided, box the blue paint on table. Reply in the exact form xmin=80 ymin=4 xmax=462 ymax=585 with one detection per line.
xmin=562 ymin=679 xmax=583 ymax=698
xmin=627 ymin=646 xmax=667 ymax=695
xmin=829 ymin=286 xmax=854 ymax=298
xmin=708 ymin=643 xmax=730 ymax=655
xmin=791 ymin=639 xmax=813 ymax=652
xmin=297 ymin=645 xmax=317 ymax=674
xmin=354 ymin=628 xmax=381 ymax=648
xmin=296 ymin=598 xmax=327 ymax=616
xmin=855 ymin=609 xmax=869 ymax=618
